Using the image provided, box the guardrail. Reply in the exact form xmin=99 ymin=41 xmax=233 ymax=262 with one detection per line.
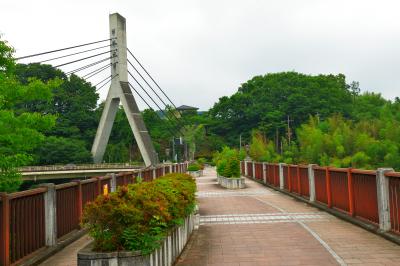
xmin=0 ymin=163 xmax=188 ymax=266
xmin=241 ymin=161 xmax=400 ymax=238
xmin=19 ymin=163 xmax=143 ymax=172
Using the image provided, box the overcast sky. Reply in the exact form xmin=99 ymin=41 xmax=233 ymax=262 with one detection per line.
xmin=1 ymin=0 xmax=400 ymax=110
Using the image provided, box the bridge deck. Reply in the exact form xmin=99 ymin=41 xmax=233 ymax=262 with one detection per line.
xmin=176 ymin=168 xmax=400 ymax=266
xmin=41 ymin=168 xmax=400 ymax=266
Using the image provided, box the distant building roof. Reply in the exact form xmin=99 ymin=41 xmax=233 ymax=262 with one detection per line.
xmin=176 ymin=105 xmax=199 ymax=111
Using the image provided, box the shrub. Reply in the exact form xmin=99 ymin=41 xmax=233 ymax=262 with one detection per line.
xmin=82 ymin=173 xmax=196 ymax=255
xmin=187 ymin=163 xmax=200 ymax=171
xmin=214 ymin=147 xmax=240 ymax=178
xmin=196 ymin=158 xmax=206 ymax=170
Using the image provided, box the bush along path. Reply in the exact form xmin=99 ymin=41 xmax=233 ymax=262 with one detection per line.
xmin=82 ymin=173 xmax=197 ymax=255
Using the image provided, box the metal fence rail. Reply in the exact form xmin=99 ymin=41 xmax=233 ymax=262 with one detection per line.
xmin=0 ymin=163 xmax=188 ymax=266
xmin=241 ymin=161 xmax=400 ymax=239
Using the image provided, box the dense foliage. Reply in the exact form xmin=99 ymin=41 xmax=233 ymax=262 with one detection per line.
xmin=187 ymin=163 xmax=201 ymax=172
xmin=214 ymin=147 xmax=241 ymax=178
xmin=208 ymin=72 xmax=354 ymax=147
xmin=82 ymin=173 xmax=196 ymax=254
xmin=0 ymin=38 xmax=59 ymax=192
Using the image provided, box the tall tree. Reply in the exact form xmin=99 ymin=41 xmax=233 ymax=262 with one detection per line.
xmin=0 ymin=38 xmax=59 ymax=192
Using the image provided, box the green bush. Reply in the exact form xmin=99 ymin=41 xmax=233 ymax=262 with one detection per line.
xmin=214 ymin=147 xmax=240 ymax=178
xmin=82 ymin=173 xmax=196 ymax=254
xmin=188 ymin=163 xmax=200 ymax=171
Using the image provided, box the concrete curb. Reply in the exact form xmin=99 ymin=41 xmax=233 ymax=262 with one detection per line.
xmin=18 ymin=229 xmax=88 ymax=266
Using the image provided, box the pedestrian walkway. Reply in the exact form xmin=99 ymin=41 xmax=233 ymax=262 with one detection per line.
xmin=176 ymin=168 xmax=400 ymax=266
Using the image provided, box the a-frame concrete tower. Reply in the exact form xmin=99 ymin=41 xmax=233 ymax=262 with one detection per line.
xmin=91 ymin=13 xmax=159 ymax=166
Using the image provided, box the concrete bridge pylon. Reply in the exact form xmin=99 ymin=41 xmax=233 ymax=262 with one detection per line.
xmin=91 ymin=13 xmax=159 ymax=166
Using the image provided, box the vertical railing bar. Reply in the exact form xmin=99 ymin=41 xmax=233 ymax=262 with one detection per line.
xmin=326 ymin=167 xmax=332 ymax=208
xmin=347 ymin=168 xmax=355 ymax=216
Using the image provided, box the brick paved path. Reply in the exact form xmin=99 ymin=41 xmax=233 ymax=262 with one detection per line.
xmin=176 ymin=168 xmax=400 ymax=266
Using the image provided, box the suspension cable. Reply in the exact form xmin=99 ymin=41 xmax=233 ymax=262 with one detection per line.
xmin=128 ymin=71 xmax=184 ymax=136
xmin=128 ymin=82 xmax=180 ymax=137
xmin=53 ymin=50 xmax=115 ymax=68
xmin=84 ymin=64 xmax=111 ymax=79
xmin=65 ymin=57 xmax=112 ymax=75
xmin=127 ymin=48 xmax=179 ymax=110
xmin=36 ymin=44 xmax=110 ymax=64
xmin=16 ymin=38 xmax=114 ymax=60
xmin=127 ymin=59 xmax=184 ymax=128
xmin=81 ymin=62 xmax=111 ymax=79
xmin=95 ymin=74 xmax=119 ymax=92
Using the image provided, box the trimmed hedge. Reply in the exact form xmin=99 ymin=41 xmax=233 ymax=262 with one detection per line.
xmin=82 ymin=173 xmax=196 ymax=254
xmin=188 ymin=163 xmax=201 ymax=171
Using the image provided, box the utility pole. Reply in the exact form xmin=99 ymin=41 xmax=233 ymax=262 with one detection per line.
xmin=91 ymin=13 xmax=159 ymax=166
xmin=282 ymin=115 xmax=294 ymax=148
xmin=239 ymin=134 xmax=242 ymax=150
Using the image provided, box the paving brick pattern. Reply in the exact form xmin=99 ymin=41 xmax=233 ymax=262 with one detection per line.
xmin=176 ymin=168 xmax=400 ymax=266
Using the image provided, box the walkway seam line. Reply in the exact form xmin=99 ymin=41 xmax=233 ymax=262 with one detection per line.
xmin=253 ymin=196 xmax=347 ymax=266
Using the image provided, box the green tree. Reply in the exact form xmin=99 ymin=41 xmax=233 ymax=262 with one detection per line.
xmin=0 ymin=38 xmax=59 ymax=192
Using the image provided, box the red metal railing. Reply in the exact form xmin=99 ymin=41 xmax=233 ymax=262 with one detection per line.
xmin=266 ymin=164 xmax=273 ymax=184
xmin=289 ymin=165 xmax=299 ymax=193
xmin=81 ymin=179 xmax=99 ymax=206
xmin=352 ymin=170 xmax=379 ymax=224
xmin=329 ymin=168 xmax=349 ymax=213
xmin=299 ymin=166 xmax=309 ymax=198
xmin=254 ymin=163 xmax=263 ymax=180
xmin=0 ymin=163 xmax=186 ymax=266
xmin=241 ymin=161 xmax=245 ymax=175
xmin=0 ymin=197 xmax=4 ymax=266
xmin=245 ymin=161 xmax=400 ymax=234
xmin=9 ymin=189 xmax=46 ymax=264
xmin=56 ymin=183 xmax=80 ymax=239
xmin=386 ymin=172 xmax=400 ymax=233
xmin=283 ymin=165 xmax=289 ymax=190
xmin=246 ymin=162 xmax=253 ymax=177
xmin=313 ymin=167 xmax=328 ymax=205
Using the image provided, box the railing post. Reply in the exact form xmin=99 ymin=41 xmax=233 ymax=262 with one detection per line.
xmin=0 ymin=193 xmax=10 ymax=266
xmin=110 ymin=173 xmax=117 ymax=192
xmin=262 ymin=163 xmax=267 ymax=183
xmin=96 ymin=177 xmax=102 ymax=196
xmin=347 ymin=168 xmax=355 ymax=216
xmin=279 ymin=163 xmax=286 ymax=190
xmin=297 ymin=166 xmax=301 ymax=195
xmin=76 ymin=181 xmax=83 ymax=223
xmin=41 ymin=183 xmax=57 ymax=247
xmin=376 ymin=168 xmax=393 ymax=232
xmin=153 ymin=168 xmax=156 ymax=179
xmin=252 ymin=162 xmax=256 ymax=179
xmin=288 ymin=165 xmax=292 ymax=191
xmin=163 ymin=165 xmax=166 ymax=176
xmin=326 ymin=167 xmax=332 ymax=208
xmin=244 ymin=160 xmax=248 ymax=177
xmin=308 ymin=164 xmax=316 ymax=202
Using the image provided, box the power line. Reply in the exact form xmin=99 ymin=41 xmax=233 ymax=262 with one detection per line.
xmin=53 ymin=50 xmax=115 ymax=68
xmin=128 ymin=71 xmax=184 ymax=136
xmin=16 ymin=38 xmax=114 ymax=60
xmin=36 ymin=44 xmax=110 ymax=64
xmin=65 ymin=56 xmax=112 ymax=75
xmin=127 ymin=59 xmax=184 ymax=128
